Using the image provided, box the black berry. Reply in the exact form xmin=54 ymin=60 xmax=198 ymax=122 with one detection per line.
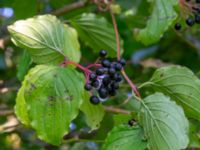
xmin=90 ymin=96 xmax=100 ymax=105
xmin=102 ymin=75 xmax=111 ymax=86
xmin=91 ymin=80 xmax=100 ymax=88
xmin=114 ymin=63 xmax=122 ymax=71
xmin=186 ymin=18 xmax=195 ymax=26
xmin=98 ymin=88 xmax=108 ymax=99
xmin=108 ymin=68 xmax=116 ymax=76
xmin=114 ymin=73 xmax=123 ymax=82
xmin=195 ymin=14 xmax=200 ymax=24
xmin=128 ymin=119 xmax=136 ymax=126
xmin=84 ymin=83 xmax=92 ymax=91
xmin=96 ymin=68 xmax=105 ymax=75
xmin=89 ymin=72 xmax=97 ymax=81
xmin=119 ymin=59 xmax=126 ymax=66
xmin=99 ymin=50 xmax=107 ymax=57
xmin=101 ymin=59 xmax=111 ymax=68
xmin=174 ymin=23 xmax=182 ymax=30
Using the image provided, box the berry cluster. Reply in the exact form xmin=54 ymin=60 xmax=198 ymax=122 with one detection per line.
xmin=84 ymin=50 xmax=126 ymax=105
xmin=175 ymin=0 xmax=200 ymax=30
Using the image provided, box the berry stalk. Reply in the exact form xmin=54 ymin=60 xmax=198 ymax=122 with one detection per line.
xmin=109 ymin=4 xmax=141 ymax=98
xmin=121 ymin=69 xmax=141 ymax=98
xmin=110 ymin=9 xmax=121 ymax=61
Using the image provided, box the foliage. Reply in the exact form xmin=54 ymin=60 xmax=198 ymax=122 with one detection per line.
xmin=0 ymin=0 xmax=200 ymax=149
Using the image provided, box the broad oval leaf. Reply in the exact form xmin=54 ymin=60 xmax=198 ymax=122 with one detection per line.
xmin=8 ymin=15 xmax=80 ymax=64
xmin=103 ymin=125 xmax=147 ymax=150
xmin=148 ymin=65 xmax=200 ymax=121
xmin=134 ymin=0 xmax=178 ymax=45
xmin=18 ymin=65 xmax=84 ymax=145
xmin=71 ymin=13 xmax=123 ymax=57
xmin=80 ymin=92 xmax=105 ymax=130
xmin=139 ymin=93 xmax=189 ymax=150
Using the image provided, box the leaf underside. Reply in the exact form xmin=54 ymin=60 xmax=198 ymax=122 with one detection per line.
xmin=140 ymin=93 xmax=189 ymax=150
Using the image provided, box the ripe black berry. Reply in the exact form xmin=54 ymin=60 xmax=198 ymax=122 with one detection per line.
xmin=119 ymin=59 xmax=126 ymax=66
xmin=101 ymin=59 xmax=111 ymax=68
xmin=89 ymin=72 xmax=97 ymax=81
xmin=90 ymin=96 xmax=100 ymax=105
xmin=91 ymin=80 xmax=100 ymax=88
xmin=128 ymin=119 xmax=136 ymax=126
xmin=99 ymin=50 xmax=107 ymax=57
xmin=186 ymin=18 xmax=195 ymax=26
xmin=114 ymin=73 xmax=122 ymax=82
xmin=108 ymin=68 xmax=116 ymax=76
xmin=102 ymin=75 xmax=111 ymax=86
xmin=96 ymin=68 xmax=105 ymax=75
xmin=98 ymin=88 xmax=108 ymax=99
xmin=174 ymin=23 xmax=182 ymax=30
xmin=195 ymin=14 xmax=200 ymax=24
xmin=84 ymin=83 xmax=92 ymax=91
xmin=114 ymin=63 xmax=122 ymax=71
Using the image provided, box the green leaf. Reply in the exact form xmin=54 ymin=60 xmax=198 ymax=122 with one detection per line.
xmin=139 ymin=93 xmax=189 ymax=150
xmin=8 ymin=15 xmax=81 ymax=65
xmin=113 ymin=114 xmax=132 ymax=126
xmin=134 ymin=0 xmax=178 ymax=45
xmin=188 ymin=120 xmax=200 ymax=148
xmin=147 ymin=65 xmax=200 ymax=121
xmin=17 ymin=50 xmax=32 ymax=81
xmin=71 ymin=13 xmax=123 ymax=57
xmin=18 ymin=65 xmax=84 ymax=145
xmin=12 ymin=0 xmax=37 ymax=19
xmin=15 ymin=80 xmax=30 ymax=126
xmin=103 ymin=125 xmax=147 ymax=150
xmin=80 ymin=92 xmax=105 ymax=130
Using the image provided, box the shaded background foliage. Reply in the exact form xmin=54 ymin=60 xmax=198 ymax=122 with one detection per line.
xmin=0 ymin=0 xmax=200 ymax=149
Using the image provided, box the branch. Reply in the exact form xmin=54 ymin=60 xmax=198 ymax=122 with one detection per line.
xmin=0 ymin=109 xmax=14 ymax=116
xmin=104 ymin=106 xmax=131 ymax=115
xmin=51 ymin=1 xmax=87 ymax=16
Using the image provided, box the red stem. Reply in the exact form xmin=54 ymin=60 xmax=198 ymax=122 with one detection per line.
xmin=86 ymin=64 xmax=101 ymax=69
xmin=110 ymin=10 xmax=121 ymax=61
xmin=109 ymin=7 xmax=141 ymax=98
xmin=64 ymin=61 xmax=91 ymax=74
xmin=121 ymin=69 xmax=141 ymax=98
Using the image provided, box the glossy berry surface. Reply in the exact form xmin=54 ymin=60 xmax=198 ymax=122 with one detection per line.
xmin=98 ymin=88 xmax=108 ymax=99
xmin=91 ymin=80 xmax=100 ymax=88
xmin=89 ymin=72 xmax=97 ymax=81
xmin=119 ymin=59 xmax=126 ymax=66
xmin=84 ymin=50 xmax=125 ymax=105
xmin=99 ymin=49 xmax=107 ymax=57
xmin=90 ymin=96 xmax=100 ymax=105
xmin=174 ymin=23 xmax=182 ymax=30
xmin=84 ymin=83 xmax=92 ymax=91
xmin=96 ymin=68 xmax=104 ymax=75
xmin=101 ymin=59 xmax=111 ymax=68
xmin=186 ymin=18 xmax=195 ymax=26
